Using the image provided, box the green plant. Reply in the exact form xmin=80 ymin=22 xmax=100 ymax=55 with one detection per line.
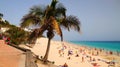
xmin=5 ymin=27 xmax=29 ymax=45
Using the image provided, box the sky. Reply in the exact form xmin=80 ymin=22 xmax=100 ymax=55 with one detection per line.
xmin=0 ymin=0 xmax=120 ymax=41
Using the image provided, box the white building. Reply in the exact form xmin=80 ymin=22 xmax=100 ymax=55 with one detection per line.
xmin=0 ymin=27 xmax=9 ymax=33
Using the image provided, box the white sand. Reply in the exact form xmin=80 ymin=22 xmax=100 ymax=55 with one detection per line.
xmin=19 ymin=38 xmax=120 ymax=67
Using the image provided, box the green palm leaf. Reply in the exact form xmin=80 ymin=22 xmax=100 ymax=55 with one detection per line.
xmin=21 ymin=14 xmax=41 ymax=28
xmin=61 ymin=15 xmax=80 ymax=32
xmin=55 ymin=3 xmax=66 ymax=18
xmin=29 ymin=5 xmax=46 ymax=16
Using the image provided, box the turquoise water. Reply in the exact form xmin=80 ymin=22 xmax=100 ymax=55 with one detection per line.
xmin=70 ymin=41 xmax=120 ymax=52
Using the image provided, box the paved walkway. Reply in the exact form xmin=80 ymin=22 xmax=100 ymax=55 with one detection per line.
xmin=0 ymin=40 xmax=25 ymax=67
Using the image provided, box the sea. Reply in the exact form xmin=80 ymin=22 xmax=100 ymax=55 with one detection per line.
xmin=70 ymin=41 xmax=120 ymax=52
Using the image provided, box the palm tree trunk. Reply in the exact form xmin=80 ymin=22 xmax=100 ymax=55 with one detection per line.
xmin=43 ymin=38 xmax=51 ymax=63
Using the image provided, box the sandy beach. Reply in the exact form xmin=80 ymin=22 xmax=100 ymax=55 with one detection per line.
xmin=20 ymin=38 xmax=120 ymax=67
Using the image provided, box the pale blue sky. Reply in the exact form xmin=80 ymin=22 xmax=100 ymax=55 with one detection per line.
xmin=0 ymin=0 xmax=120 ymax=41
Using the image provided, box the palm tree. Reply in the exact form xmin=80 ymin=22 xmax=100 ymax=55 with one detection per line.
xmin=20 ymin=0 xmax=80 ymax=63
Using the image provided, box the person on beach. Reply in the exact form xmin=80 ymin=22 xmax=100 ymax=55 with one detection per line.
xmin=63 ymin=45 xmax=67 ymax=49
xmin=59 ymin=49 xmax=64 ymax=57
xmin=93 ymin=58 xmax=96 ymax=61
xmin=92 ymin=51 xmax=94 ymax=56
xmin=96 ymin=51 xmax=99 ymax=56
xmin=83 ymin=51 xmax=86 ymax=55
xmin=90 ymin=56 xmax=92 ymax=62
xmin=59 ymin=50 xmax=62 ymax=56
xmin=67 ymin=56 xmax=71 ymax=60
xmin=63 ymin=63 xmax=68 ymax=67
xmin=75 ymin=54 xmax=79 ymax=57
xmin=82 ymin=56 xmax=84 ymax=62
xmin=109 ymin=51 xmax=113 ymax=55
xmin=79 ymin=48 xmax=82 ymax=53
xmin=68 ymin=50 xmax=72 ymax=56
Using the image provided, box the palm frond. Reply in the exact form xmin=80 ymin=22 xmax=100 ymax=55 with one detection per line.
xmin=50 ymin=16 xmax=63 ymax=41
xmin=21 ymin=5 xmax=47 ymax=28
xmin=55 ymin=3 xmax=66 ymax=18
xmin=29 ymin=5 xmax=46 ymax=16
xmin=20 ymin=14 xmax=41 ymax=28
xmin=60 ymin=15 xmax=81 ymax=32
xmin=50 ymin=0 xmax=58 ymax=9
